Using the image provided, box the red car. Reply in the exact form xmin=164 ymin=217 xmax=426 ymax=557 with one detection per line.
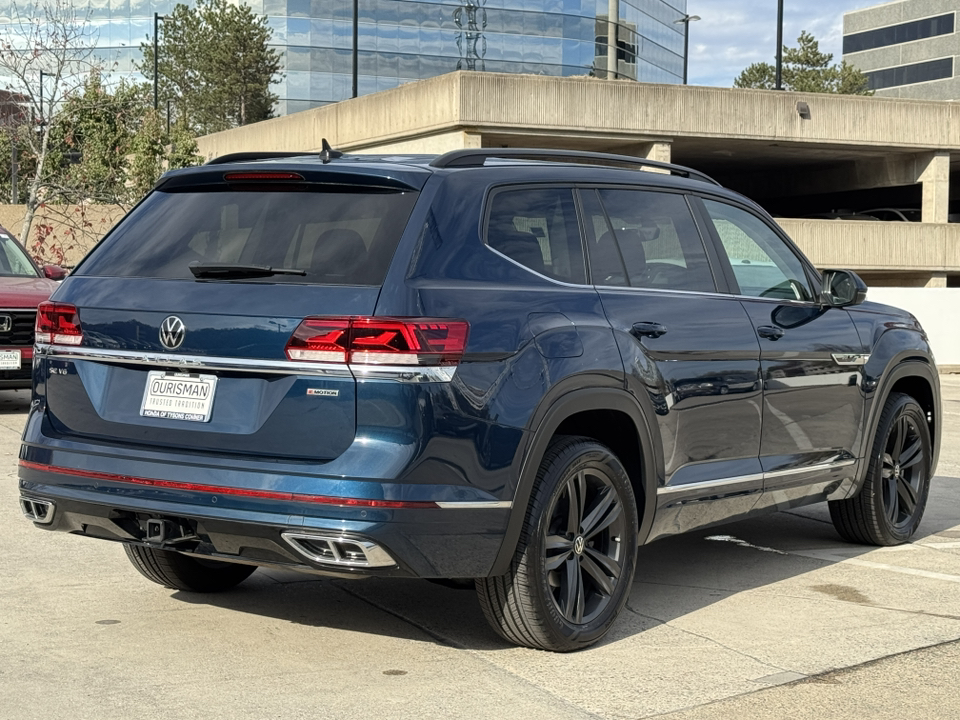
xmin=0 ymin=225 xmax=65 ymax=389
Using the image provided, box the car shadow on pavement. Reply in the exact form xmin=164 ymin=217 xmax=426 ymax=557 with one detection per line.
xmin=171 ymin=480 xmax=960 ymax=652
xmin=0 ymin=390 xmax=31 ymax=414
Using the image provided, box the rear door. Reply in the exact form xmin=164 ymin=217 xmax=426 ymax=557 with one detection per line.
xmin=695 ymin=197 xmax=865 ymax=491
xmin=581 ymin=187 xmax=764 ymax=514
xmin=44 ymin=174 xmax=421 ymax=462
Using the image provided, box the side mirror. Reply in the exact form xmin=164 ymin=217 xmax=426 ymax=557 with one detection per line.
xmin=43 ymin=264 xmax=67 ymax=281
xmin=820 ymin=269 xmax=867 ymax=308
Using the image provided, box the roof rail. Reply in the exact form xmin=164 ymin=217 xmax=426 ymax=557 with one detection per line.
xmin=205 ymin=151 xmax=314 ymax=166
xmin=429 ymin=148 xmax=720 ymax=186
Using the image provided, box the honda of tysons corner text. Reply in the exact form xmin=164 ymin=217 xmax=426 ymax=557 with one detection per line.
xmin=19 ymin=147 xmax=940 ymax=652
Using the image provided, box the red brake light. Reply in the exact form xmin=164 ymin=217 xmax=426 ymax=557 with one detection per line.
xmin=223 ymin=172 xmax=304 ymax=181
xmin=285 ymin=318 xmax=351 ymax=362
xmin=285 ymin=317 xmax=468 ymax=366
xmin=36 ymin=302 xmax=83 ymax=345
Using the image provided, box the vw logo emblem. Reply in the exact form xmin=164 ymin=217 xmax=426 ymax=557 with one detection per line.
xmin=159 ymin=316 xmax=186 ymax=350
xmin=573 ymin=536 xmax=585 ymax=555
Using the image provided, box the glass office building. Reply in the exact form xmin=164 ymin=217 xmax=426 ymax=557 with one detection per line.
xmin=0 ymin=0 xmax=688 ymax=115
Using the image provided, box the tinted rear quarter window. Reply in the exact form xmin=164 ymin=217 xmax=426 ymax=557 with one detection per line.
xmin=78 ymin=187 xmax=420 ymax=285
xmin=486 ymin=187 xmax=586 ymax=284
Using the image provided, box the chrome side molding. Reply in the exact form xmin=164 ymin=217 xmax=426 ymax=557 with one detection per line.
xmin=658 ymin=458 xmax=857 ymax=497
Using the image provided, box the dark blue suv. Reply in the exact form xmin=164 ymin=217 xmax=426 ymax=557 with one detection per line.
xmin=19 ymin=148 xmax=941 ymax=651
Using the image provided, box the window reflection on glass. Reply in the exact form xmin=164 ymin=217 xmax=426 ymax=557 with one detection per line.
xmin=0 ymin=0 xmax=687 ymax=108
xmin=702 ymin=199 xmax=815 ymax=302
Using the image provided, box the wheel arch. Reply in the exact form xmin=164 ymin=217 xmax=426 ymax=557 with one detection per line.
xmin=489 ymin=385 xmax=662 ymax=576
xmin=857 ymin=355 xmax=941 ymax=491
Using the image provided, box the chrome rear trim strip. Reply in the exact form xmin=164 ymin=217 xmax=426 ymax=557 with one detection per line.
xmin=350 ymin=364 xmax=456 ymax=383
xmin=435 ymin=500 xmax=513 ymax=509
xmin=658 ymin=459 xmax=857 ymax=496
xmin=39 ymin=344 xmax=353 ymax=378
xmin=39 ymin=345 xmax=458 ymax=382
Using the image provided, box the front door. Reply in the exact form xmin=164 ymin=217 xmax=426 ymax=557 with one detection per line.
xmin=696 ymin=197 xmax=866 ymax=503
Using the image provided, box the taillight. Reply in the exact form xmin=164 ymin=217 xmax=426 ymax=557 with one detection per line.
xmin=286 ymin=318 xmax=351 ymax=362
xmin=285 ymin=317 xmax=468 ymax=366
xmin=36 ymin=302 xmax=83 ymax=345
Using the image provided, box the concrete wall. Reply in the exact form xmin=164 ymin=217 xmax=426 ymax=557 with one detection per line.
xmin=777 ymin=218 xmax=960 ymax=272
xmin=197 ymin=71 xmax=960 ymax=160
xmin=0 ymin=205 xmax=125 ymax=266
xmin=866 ymin=287 xmax=960 ymax=365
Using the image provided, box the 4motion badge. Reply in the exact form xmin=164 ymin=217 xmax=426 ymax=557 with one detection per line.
xmin=307 ymin=388 xmax=339 ymax=397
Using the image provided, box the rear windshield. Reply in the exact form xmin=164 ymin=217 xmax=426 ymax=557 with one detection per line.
xmin=77 ymin=187 xmax=419 ymax=285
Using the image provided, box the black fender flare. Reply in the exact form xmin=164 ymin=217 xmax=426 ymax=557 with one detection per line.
xmin=489 ymin=385 xmax=661 ymax=576
xmin=855 ymin=352 xmax=940 ymax=491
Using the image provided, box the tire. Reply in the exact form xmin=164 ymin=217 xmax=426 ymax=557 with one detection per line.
xmin=829 ymin=392 xmax=932 ymax=546
xmin=476 ymin=435 xmax=639 ymax=652
xmin=124 ymin=544 xmax=257 ymax=592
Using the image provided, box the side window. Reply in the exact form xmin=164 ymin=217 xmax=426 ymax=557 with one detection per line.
xmin=580 ymin=190 xmax=627 ymax=287
xmin=701 ymin=199 xmax=815 ymax=302
xmin=486 ymin=187 xmax=586 ymax=284
xmin=591 ymin=188 xmax=716 ymax=293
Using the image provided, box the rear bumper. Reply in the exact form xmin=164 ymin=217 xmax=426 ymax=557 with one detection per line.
xmin=19 ymin=457 xmax=513 ymax=579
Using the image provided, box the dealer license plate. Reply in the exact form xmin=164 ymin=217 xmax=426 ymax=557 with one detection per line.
xmin=140 ymin=371 xmax=218 ymax=423
xmin=0 ymin=349 xmax=20 ymax=369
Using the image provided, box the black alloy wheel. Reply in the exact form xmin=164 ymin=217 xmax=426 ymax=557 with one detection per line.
xmin=830 ymin=392 xmax=932 ymax=545
xmin=543 ymin=466 xmax=626 ymax=625
xmin=881 ymin=411 xmax=925 ymax=531
xmin=476 ymin=435 xmax=639 ymax=652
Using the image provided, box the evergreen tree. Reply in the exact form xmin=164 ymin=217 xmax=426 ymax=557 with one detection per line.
xmin=45 ymin=73 xmax=201 ymax=205
xmin=734 ymin=31 xmax=872 ymax=95
xmin=140 ymin=0 xmax=282 ymax=135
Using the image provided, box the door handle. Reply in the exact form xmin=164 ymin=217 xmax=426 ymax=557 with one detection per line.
xmin=757 ymin=325 xmax=785 ymax=341
xmin=631 ymin=322 xmax=668 ymax=339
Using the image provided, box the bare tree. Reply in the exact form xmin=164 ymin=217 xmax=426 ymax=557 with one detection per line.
xmin=0 ymin=0 xmax=103 ymax=245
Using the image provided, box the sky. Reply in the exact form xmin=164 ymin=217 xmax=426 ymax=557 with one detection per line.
xmin=685 ymin=0 xmax=889 ymax=87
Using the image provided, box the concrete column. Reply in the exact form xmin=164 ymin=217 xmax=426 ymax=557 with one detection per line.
xmin=643 ymin=141 xmax=672 ymax=164
xmin=919 ymin=152 xmax=950 ymax=224
xmin=607 ymin=0 xmax=618 ymax=79
xmin=925 ymin=273 xmax=948 ymax=288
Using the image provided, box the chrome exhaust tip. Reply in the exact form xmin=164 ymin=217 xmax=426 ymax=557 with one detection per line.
xmin=20 ymin=497 xmax=55 ymax=525
xmin=281 ymin=532 xmax=395 ymax=568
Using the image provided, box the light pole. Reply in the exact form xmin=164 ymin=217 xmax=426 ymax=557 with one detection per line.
xmin=351 ymin=0 xmax=358 ymax=98
xmin=775 ymin=0 xmax=784 ymax=90
xmin=153 ymin=12 xmax=167 ymax=110
xmin=673 ymin=14 xmax=700 ymax=85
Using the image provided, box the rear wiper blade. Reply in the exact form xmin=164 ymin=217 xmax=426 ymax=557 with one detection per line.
xmin=188 ymin=262 xmax=307 ymax=279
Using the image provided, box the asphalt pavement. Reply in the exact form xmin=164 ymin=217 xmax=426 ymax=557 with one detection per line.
xmin=3 ymin=377 xmax=960 ymax=719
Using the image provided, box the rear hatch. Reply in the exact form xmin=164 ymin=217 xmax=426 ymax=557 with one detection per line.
xmin=42 ymin=164 xmax=425 ymax=462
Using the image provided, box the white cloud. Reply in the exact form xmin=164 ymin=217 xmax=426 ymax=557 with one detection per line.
xmin=685 ymin=0 xmax=882 ymax=87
